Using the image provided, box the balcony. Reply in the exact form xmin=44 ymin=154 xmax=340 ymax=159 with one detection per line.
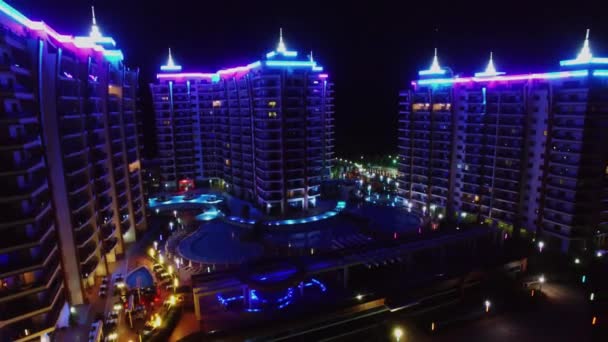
xmin=0 ymin=276 xmax=63 ymax=323
xmin=0 ymin=238 xmax=57 ymax=279
xmin=0 ymin=215 xmax=54 ymax=252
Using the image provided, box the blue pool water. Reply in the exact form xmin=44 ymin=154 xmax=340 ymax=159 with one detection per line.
xmin=126 ymin=267 xmax=154 ymax=289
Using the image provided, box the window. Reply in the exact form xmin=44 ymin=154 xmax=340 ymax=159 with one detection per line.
xmin=268 ymin=101 xmax=277 ymax=108
xmin=268 ymin=111 xmax=278 ymax=118
xmin=213 ymin=100 xmax=222 ymax=107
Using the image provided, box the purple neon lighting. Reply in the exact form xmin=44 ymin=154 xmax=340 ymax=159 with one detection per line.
xmin=319 ymin=73 xmax=328 ymax=78
xmin=157 ymin=73 xmax=215 ymax=79
xmin=416 ymin=70 xmax=589 ymax=86
xmin=0 ymin=0 xmax=123 ymax=62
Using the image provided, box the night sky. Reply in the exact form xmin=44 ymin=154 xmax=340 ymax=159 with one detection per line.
xmin=13 ymin=0 xmax=607 ymax=160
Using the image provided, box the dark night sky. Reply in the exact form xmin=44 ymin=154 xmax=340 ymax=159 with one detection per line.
xmin=11 ymin=0 xmax=607 ymax=159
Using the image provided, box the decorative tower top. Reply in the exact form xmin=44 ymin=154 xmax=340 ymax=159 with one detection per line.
xmin=419 ymin=48 xmax=447 ymax=76
xmin=475 ymin=51 xmax=505 ymax=77
xmin=560 ymin=29 xmax=608 ymax=67
xmin=576 ymin=29 xmax=592 ymax=62
xmin=160 ymin=47 xmax=182 ymax=72
xmin=90 ymin=6 xmax=101 ymax=38
xmin=277 ymin=28 xmax=287 ymax=52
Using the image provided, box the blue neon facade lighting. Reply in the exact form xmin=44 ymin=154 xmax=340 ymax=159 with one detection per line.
xmin=560 ymin=57 xmax=608 ymax=67
xmin=593 ymin=70 xmax=608 ymax=77
xmin=217 ymin=278 xmax=326 ymax=313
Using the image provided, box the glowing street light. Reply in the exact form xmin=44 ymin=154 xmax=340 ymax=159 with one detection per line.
xmin=356 ymin=294 xmax=363 ymax=301
xmin=438 ymin=213 xmax=444 ymax=220
xmin=168 ymin=265 xmax=173 ymax=275
xmin=158 ymin=253 xmax=164 ymax=264
xmin=155 ymin=208 xmax=159 ymax=214
xmin=148 ymin=248 xmax=155 ymax=258
xmin=173 ymin=210 xmax=177 ymax=217
xmin=484 ymin=300 xmax=491 ymax=313
xmin=393 ymin=327 xmax=403 ymax=341
xmin=574 ymin=258 xmax=581 ymax=264
xmin=538 ymin=241 xmax=545 ymax=252
xmin=539 ymin=275 xmax=546 ymax=291
xmin=153 ymin=241 xmax=158 ymax=250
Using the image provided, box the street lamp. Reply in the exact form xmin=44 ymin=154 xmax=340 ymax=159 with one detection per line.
xmin=356 ymin=294 xmax=363 ymax=301
xmin=539 ymin=275 xmax=545 ymax=291
xmin=574 ymin=258 xmax=580 ymax=264
xmin=153 ymin=241 xmax=158 ymax=250
xmin=484 ymin=300 xmax=491 ymax=313
xmin=393 ymin=327 xmax=403 ymax=342
xmin=538 ymin=241 xmax=545 ymax=252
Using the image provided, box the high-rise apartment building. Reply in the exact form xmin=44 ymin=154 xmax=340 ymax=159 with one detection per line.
xmin=151 ymin=31 xmax=334 ymax=214
xmin=0 ymin=2 xmax=146 ymax=340
xmin=398 ymin=32 xmax=608 ymax=252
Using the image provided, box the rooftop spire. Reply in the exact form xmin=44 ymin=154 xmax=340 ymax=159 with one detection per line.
xmin=90 ymin=5 xmax=101 ymax=38
xmin=309 ymin=50 xmax=314 ymax=63
xmin=475 ymin=51 xmax=504 ymax=77
xmin=485 ymin=51 xmax=496 ymax=74
xmin=167 ymin=47 xmax=175 ymax=67
xmin=277 ymin=27 xmax=287 ymax=52
xmin=429 ymin=48 xmax=442 ymax=72
xmin=160 ymin=47 xmax=182 ymax=71
xmin=576 ymin=28 xmax=592 ymax=62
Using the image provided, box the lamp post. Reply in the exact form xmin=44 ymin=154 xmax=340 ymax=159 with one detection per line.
xmin=393 ymin=327 xmax=403 ymax=342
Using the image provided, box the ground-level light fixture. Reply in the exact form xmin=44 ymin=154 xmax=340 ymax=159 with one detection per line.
xmin=393 ymin=327 xmax=403 ymax=341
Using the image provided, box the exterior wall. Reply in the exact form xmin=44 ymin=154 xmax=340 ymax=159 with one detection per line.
xmin=399 ymin=71 xmax=608 ymax=252
xmin=0 ymin=3 xmax=144 ymax=340
xmin=151 ymin=67 xmax=334 ymax=214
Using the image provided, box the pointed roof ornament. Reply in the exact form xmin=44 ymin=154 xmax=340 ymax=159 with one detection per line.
xmin=167 ymin=47 xmax=175 ymax=66
xmin=160 ymin=47 xmax=182 ymax=72
xmin=266 ymin=28 xmax=298 ymax=58
xmin=309 ymin=50 xmax=314 ymax=63
xmin=277 ymin=27 xmax=287 ymax=52
xmin=576 ymin=28 xmax=592 ymax=62
xmin=419 ymin=48 xmax=447 ymax=76
xmin=429 ymin=48 xmax=441 ymax=72
xmin=560 ymin=28 xmax=608 ymax=67
xmin=475 ymin=51 xmax=505 ymax=77
xmin=90 ymin=5 xmax=101 ymax=38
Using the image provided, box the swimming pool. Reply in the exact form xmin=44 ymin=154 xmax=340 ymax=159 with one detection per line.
xmin=148 ymin=194 xmax=223 ymax=208
xmin=126 ymin=267 xmax=154 ymax=289
xmin=178 ymin=222 xmax=264 ymax=264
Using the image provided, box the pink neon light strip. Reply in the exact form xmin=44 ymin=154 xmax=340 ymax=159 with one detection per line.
xmin=157 ymin=73 xmax=215 ymax=79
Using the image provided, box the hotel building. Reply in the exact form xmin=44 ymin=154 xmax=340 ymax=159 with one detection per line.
xmin=398 ymin=32 xmax=608 ymax=252
xmin=0 ymin=1 xmax=146 ymax=340
xmin=150 ymin=31 xmax=334 ymax=214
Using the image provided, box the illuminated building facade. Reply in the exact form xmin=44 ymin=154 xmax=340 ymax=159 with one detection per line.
xmin=398 ymin=31 xmax=608 ymax=252
xmin=151 ymin=30 xmax=334 ymax=214
xmin=0 ymin=2 xmax=146 ymax=340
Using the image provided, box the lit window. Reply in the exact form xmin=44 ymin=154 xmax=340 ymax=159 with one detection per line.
xmin=225 ymin=159 xmax=230 ymax=166
xmin=268 ymin=111 xmax=277 ymax=118
xmin=543 ymin=130 xmax=547 ymax=136
xmin=213 ymin=100 xmax=222 ymax=107
xmin=268 ymin=101 xmax=277 ymax=108
xmin=161 ymin=96 xmax=169 ymax=101
xmin=163 ymin=120 xmax=171 ymax=125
